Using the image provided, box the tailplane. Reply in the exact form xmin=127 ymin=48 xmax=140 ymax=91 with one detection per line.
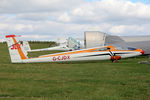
xmin=5 ymin=35 xmax=28 ymax=63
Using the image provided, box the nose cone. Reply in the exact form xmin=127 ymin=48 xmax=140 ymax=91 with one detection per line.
xmin=140 ymin=50 xmax=145 ymax=55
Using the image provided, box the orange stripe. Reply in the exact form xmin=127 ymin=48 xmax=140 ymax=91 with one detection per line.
xmin=39 ymin=46 xmax=142 ymax=58
xmin=39 ymin=48 xmax=96 ymax=58
xmin=39 ymin=46 xmax=115 ymax=58
xmin=12 ymin=37 xmax=27 ymax=59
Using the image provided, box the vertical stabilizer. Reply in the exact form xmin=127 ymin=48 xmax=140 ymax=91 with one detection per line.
xmin=5 ymin=35 xmax=28 ymax=63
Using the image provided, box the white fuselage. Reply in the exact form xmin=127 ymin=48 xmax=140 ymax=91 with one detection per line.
xmin=21 ymin=50 xmax=141 ymax=63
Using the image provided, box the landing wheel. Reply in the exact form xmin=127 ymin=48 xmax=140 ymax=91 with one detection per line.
xmin=110 ymin=56 xmax=121 ymax=63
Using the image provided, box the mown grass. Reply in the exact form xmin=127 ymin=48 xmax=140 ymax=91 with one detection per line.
xmin=0 ymin=43 xmax=150 ymax=100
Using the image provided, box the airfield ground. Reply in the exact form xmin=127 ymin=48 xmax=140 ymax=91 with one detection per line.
xmin=0 ymin=42 xmax=150 ymax=100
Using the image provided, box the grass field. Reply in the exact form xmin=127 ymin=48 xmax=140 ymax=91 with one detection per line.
xmin=0 ymin=43 xmax=150 ymax=100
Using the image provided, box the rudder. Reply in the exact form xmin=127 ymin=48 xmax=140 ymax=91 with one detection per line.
xmin=5 ymin=35 xmax=28 ymax=63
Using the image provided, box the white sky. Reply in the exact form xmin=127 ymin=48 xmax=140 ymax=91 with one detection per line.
xmin=0 ymin=0 xmax=150 ymax=41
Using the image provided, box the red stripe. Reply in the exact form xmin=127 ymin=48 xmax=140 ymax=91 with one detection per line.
xmin=5 ymin=35 xmax=16 ymax=38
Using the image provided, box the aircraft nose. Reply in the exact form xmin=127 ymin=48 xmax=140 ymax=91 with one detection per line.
xmin=140 ymin=50 xmax=145 ymax=55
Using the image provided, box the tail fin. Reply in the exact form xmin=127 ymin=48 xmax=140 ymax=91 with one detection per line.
xmin=5 ymin=35 xmax=28 ymax=63
xmin=23 ymin=41 xmax=31 ymax=51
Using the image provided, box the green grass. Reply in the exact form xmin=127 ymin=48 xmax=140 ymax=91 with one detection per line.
xmin=0 ymin=43 xmax=150 ymax=100
xmin=28 ymin=42 xmax=62 ymax=57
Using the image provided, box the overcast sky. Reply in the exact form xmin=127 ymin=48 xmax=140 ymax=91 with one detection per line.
xmin=0 ymin=0 xmax=150 ymax=41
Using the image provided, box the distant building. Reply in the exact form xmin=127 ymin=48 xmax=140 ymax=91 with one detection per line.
xmin=84 ymin=31 xmax=150 ymax=55
xmin=84 ymin=31 xmax=106 ymax=48
xmin=121 ymin=36 xmax=150 ymax=54
xmin=121 ymin=36 xmax=150 ymax=42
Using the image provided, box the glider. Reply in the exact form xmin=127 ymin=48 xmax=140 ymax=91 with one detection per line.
xmin=22 ymin=37 xmax=81 ymax=52
xmin=5 ymin=35 xmax=144 ymax=63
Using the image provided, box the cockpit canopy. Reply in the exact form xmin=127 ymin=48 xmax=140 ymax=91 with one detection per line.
xmin=93 ymin=47 xmax=110 ymax=51
xmin=93 ymin=46 xmax=137 ymax=52
xmin=114 ymin=46 xmax=137 ymax=50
